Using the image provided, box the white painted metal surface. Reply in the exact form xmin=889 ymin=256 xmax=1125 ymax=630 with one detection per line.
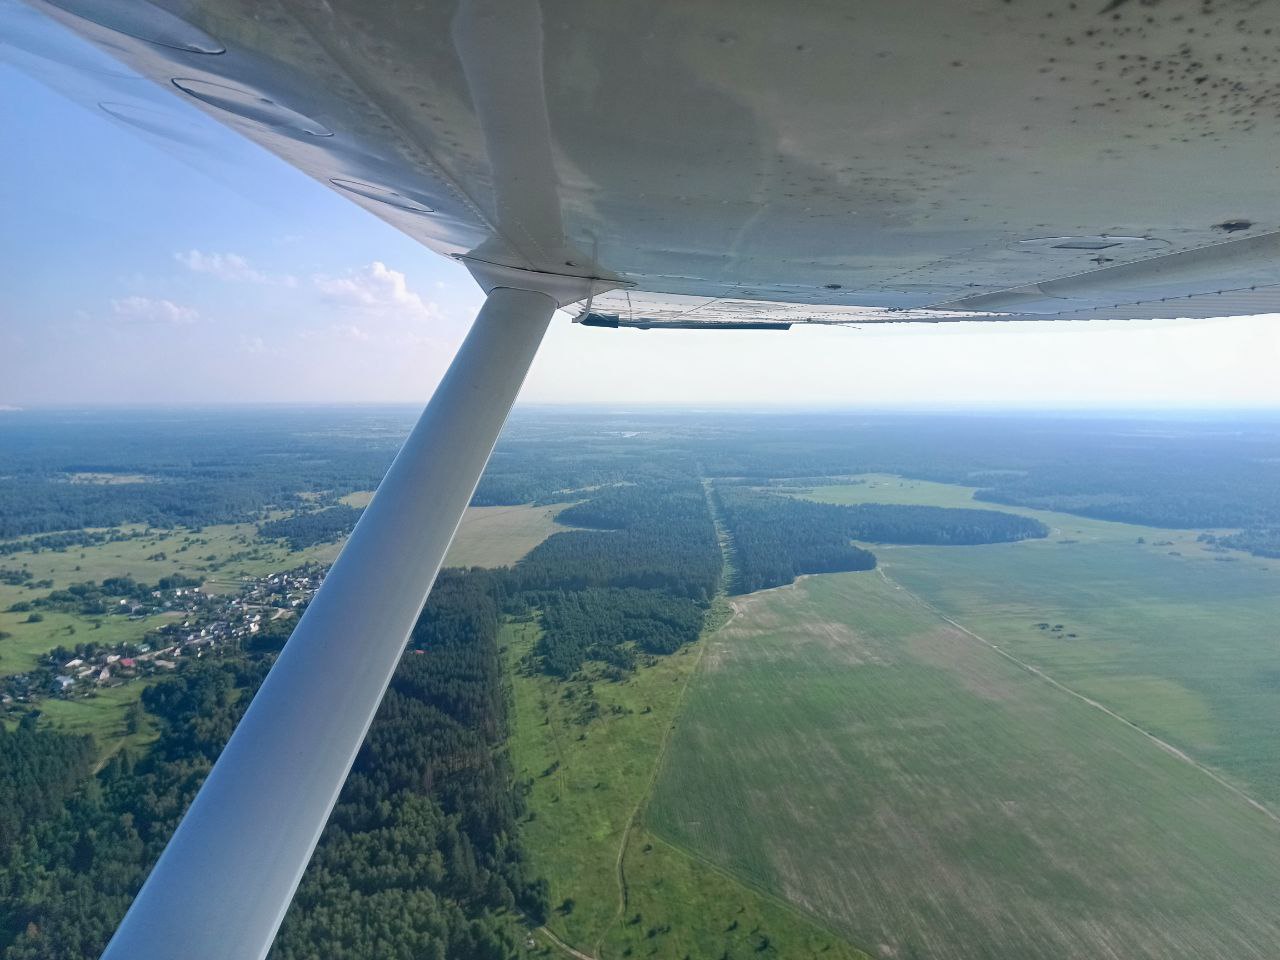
xmin=98 ymin=287 xmax=555 ymax=960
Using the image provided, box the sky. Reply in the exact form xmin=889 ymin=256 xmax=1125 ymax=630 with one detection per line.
xmin=2 ymin=13 xmax=1279 ymax=411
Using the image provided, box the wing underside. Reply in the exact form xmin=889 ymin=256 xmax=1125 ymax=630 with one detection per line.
xmin=8 ymin=0 xmax=1280 ymax=325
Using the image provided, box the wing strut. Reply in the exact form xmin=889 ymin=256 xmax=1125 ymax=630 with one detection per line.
xmin=100 ymin=286 xmax=557 ymax=960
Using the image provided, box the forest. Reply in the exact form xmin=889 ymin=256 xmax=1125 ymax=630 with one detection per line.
xmin=258 ymin=505 xmax=364 ymax=550
xmin=1203 ymin=527 xmax=1280 ymax=559
xmin=513 ymin=480 xmax=721 ymax=602
xmin=495 ymin=478 xmax=722 ymax=678
xmin=0 ymin=408 xmax=406 ymax=539
xmin=715 ymin=488 xmax=876 ymax=593
xmin=531 ymin=587 xmax=706 ymax=678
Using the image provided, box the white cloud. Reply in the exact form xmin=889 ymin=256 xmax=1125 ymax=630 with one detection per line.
xmin=110 ymin=296 xmax=198 ymax=325
xmin=297 ymin=323 xmax=373 ymax=344
xmin=333 ymin=324 xmax=370 ymax=341
xmin=312 ymin=261 xmax=439 ymax=324
xmin=175 ymin=249 xmax=295 ymax=286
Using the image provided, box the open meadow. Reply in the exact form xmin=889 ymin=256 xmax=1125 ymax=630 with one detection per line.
xmin=649 ymin=571 xmax=1280 ymax=960
xmin=444 ymin=502 xmax=572 ymax=569
xmin=802 ymin=477 xmax=1280 ymax=805
xmin=503 ymin=616 xmax=870 ymax=960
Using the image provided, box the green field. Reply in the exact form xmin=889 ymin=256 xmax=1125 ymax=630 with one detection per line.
xmin=802 ymin=477 xmax=1280 ymax=804
xmin=504 ymin=617 xmax=870 ymax=960
xmin=797 ymin=473 xmax=1270 ymax=563
xmin=445 ymin=502 xmax=571 ymax=569
xmin=35 ymin=682 xmax=159 ymax=762
xmin=340 ymin=491 xmax=570 ymax=570
xmin=649 ymin=572 xmax=1280 ymax=960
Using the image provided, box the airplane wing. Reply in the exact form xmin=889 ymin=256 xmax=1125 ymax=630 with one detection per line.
xmin=7 ymin=2 xmax=1280 ymax=958
xmin=12 ymin=0 xmax=1280 ymax=326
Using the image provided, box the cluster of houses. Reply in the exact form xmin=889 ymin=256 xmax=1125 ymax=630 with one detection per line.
xmin=2 ymin=564 xmax=326 ymax=708
xmin=51 ymin=643 xmax=177 ymax=692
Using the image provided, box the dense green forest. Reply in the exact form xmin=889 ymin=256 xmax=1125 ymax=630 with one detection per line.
xmin=0 ymin=721 xmax=96 ymax=858
xmin=259 ymin=505 xmax=364 ymax=550
xmin=514 ymin=480 xmax=721 ymax=602
xmin=1204 ymin=527 xmax=1280 ymax=559
xmin=0 ymin=660 xmax=270 ymax=959
xmin=531 ymin=587 xmax=706 ymax=678
xmin=273 ymin=571 xmax=547 ymax=960
xmin=0 ymin=409 xmax=404 ymax=538
xmin=507 ymin=478 xmax=721 ymax=678
xmin=715 ymin=488 xmax=877 ymax=593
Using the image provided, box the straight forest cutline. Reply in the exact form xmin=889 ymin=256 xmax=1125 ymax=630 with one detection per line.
xmin=875 ymin=565 xmax=1280 ymax=827
xmin=592 ymin=475 xmax=729 ymax=959
xmin=589 ymin=476 xmax=875 ymax=960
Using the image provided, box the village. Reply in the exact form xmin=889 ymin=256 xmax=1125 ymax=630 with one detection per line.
xmin=1 ymin=565 xmax=326 ymax=710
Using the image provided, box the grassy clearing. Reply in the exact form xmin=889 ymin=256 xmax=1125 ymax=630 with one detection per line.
xmin=801 ymin=475 xmax=1280 ymax=804
xmin=1 ymin=522 xmax=329 ymax=601
xmin=797 ymin=474 xmax=1273 ymax=563
xmin=35 ymin=682 xmax=159 ymax=761
xmin=503 ymin=619 xmax=868 ymax=960
xmin=0 ymin=609 xmax=180 ymax=676
xmin=650 ymin=572 xmax=1280 ymax=960
xmin=310 ymin=493 xmax=570 ymax=568
xmin=446 ymin=503 xmax=572 ymax=569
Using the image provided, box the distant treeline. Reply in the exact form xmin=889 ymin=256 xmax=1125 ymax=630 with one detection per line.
xmin=0 ymin=569 xmax=546 ymax=960
xmin=0 ymin=409 xmax=406 ymax=539
xmin=0 ymin=529 xmax=144 ymax=558
xmin=714 ymin=488 xmax=1046 ymax=594
xmin=12 ymin=410 xmax=1280 ymax=555
xmin=258 ymin=505 xmax=364 ymax=550
xmin=1204 ymin=527 xmax=1280 ymax=559
xmin=659 ymin=415 xmax=1280 ymax=539
xmin=16 ymin=575 xmax=202 ymax=617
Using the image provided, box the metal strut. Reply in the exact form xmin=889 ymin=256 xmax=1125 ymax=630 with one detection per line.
xmin=101 ymin=286 xmax=557 ymax=960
